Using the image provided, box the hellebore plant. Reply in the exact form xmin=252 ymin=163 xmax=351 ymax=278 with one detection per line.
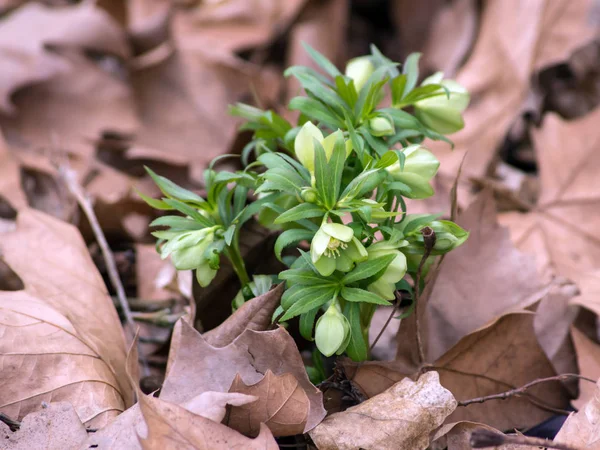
xmin=141 ymin=44 xmax=470 ymax=365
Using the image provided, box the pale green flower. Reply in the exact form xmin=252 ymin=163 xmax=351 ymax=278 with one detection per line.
xmin=414 ymin=72 xmax=470 ymax=134
xmin=366 ymin=240 xmax=408 ymax=300
xmin=345 ymin=56 xmax=374 ymax=92
xmin=295 ymin=122 xmax=352 ymax=173
xmin=155 ymin=227 xmax=219 ymax=287
xmin=311 ymin=222 xmax=367 ymax=276
xmin=386 ymin=145 xmax=440 ymax=199
xmin=315 ymin=302 xmax=350 ymax=357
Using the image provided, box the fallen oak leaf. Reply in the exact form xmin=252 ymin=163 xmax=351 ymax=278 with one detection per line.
xmin=435 ymin=312 xmax=570 ymax=430
xmin=203 ymin=283 xmax=284 ymax=347
xmin=309 ymin=371 xmax=456 ymax=450
xmin=0 ymin=402 xmax=87 ymax=450
xmin=138 ymin=393 xmax=278 ymax=450
xmin=500 ymin=107 xmax=600 ymax=283
xmin=0 ymin=209 xmax=133 ymax=428
xmin=160 ymin=320 xmax=326 ymax=432
xmin=226 ymin=370 xmax=309 ymax=437
xmin=0 ymin=1 xmax=129 ymax=114
xmin=182 ymin=391 xmax=258 ymax=424
xmin=396 ymin=191 xmax=548 ymax=366
xmin=570 ymin=327 xmax=600 ymax=409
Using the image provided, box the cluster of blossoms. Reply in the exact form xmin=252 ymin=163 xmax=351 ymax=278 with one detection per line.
xmin=142 ymin=45 xmax=469 ymax=366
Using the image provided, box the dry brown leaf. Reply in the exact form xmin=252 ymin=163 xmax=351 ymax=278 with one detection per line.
xmin=436 ymin=312 xmax=570 ymax=430
xmin=138 ymin=392 xmax=278 ymax=450
xmin=309 ymin=371 xmax=456 ymax=450
xmin=0 ymin=209 xmax=132 ymax=427
xmin=396 ymin=191 xmax=548 ymax=365
xmin=554 ymin=379 xmax=600 ymax=448
xmin=571 ymin=327 xmax=600 ymax=409
xmin=203 ymin=283 xmax=284 ymax=347
xmin=431 ymin=421 xmax=504 ymax=450
xmin=501 ymin=108 xmax=600 ymax=283
xmin=0 ymin=131 xmax=27 ymax=212
xmin=431 ymin=0 xmax=598 ymax=198
xmin=226 ymin=370 xmax=308 ymax=437
xmin=0 ymin=2 xmax=128 ymax=114
xmin=160 ymin=320 xmax=326 ymax=432
xmin=0 ymin=402 xmax=87 ymax=450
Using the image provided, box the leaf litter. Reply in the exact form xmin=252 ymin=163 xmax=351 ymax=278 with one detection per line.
xmin=2 ymin=0 xmax=600 ymax=448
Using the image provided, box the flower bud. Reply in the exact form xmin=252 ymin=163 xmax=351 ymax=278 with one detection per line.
xmin=294 ymin=121 xmax=324 ymax=172
xmin=386 ymin=145 xmax=440 ymax=199
xmin=345 ymin=56 xmax=374 ymax=92
xmin=301 ymin=187 xmax=318 ymax=203
xmin=414 ymin=73 xmax=469 ymax=135
xmin=429 ymin=220 xmax=468 ymax=252
xmin=315 ymin=302 xmax=350 ymax=357
xmin=369 ymin=116 xmax=395 ymax=137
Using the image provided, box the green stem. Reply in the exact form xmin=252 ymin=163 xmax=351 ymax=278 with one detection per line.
xmin=225 ymin=235 xmax=251 ymax=287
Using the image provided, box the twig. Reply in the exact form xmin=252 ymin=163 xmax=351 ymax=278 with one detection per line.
xmin=470 ymin=428 xmax=578 ymax=450
xmin=0 ymin=412 xmax=20 ymax=432
xmin=459 ymin=373 xmax=595 ymax=407
xmin=414 ymin=226 xmax=436 ymax=365
xmin=59 ymin=166 xmax=150 ymax=377
xmin=369 ymin=291 xmax=402 ymax=352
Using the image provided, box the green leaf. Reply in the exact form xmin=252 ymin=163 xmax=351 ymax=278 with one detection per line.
xmin=274 ymin=203 xmax=326 ymax=224
xmin=281 ymin=286 xmax=337 ymax=321
xmin=328 ymin=133 xmax=347 ymax=205
xmin=302 ymin=42 xmax=342 ymax=78
xmin=391 ymin=75 xmax=407 ymax=105
xmin=233 ymin=192 xmax=278 ymax=226
xmin=398 ymin=214 xmax=441 ymax=235
xmin=378 ymin=108 xmax=425 ymax=130
xmin=162 ymin=198 xmax=213 ymax=227
xmin=401 ymin=52 xmax=421 ymax=99
xmin=274 ymin=229 xmax=316 ymax=261
xmin=137 ymin=191 xmax=172 ymax=210
xmin=288 ymin=97 xmax=344 ymax=128
xmin=341 ymin=286 xmax=391 ymax=305
xmin=335 ymin=75 xmax=358 ymax=109
xmin=356 ymin=76 xmax=388 ymax=120
xmin=344 ymin=302 xmax=368 ymax=361
xmin=279 ymin=268 xmax=334 ymax=286
xmin=150 ymin=216 xmax=206 ymax=230
xmin=375 ymin=151 xmax=398 ymax=169
xmin=300 ymin=307 xmax=320 ymax=341
xmin=314 ymin=139 xmax=334 ymax=209
xmin=228 ymin=103 xmax=264 ymax=121
xmin=223 ymin=224 xmax=236 ymax=246
xmin=145 ymin=166 xmax=205 ymax=204
xmin=288 ymin=69 xmax=350 ymax=116
xmin=354 ymin=65 xmax=389 ymax=119
xmin=359 ymin=127 xmax=389 ymax=157
xmin=342 ymin=254 xmax=396 ymax=284
xmin=370 ymin=44 xmax=400 ymax=77
xmin=339 ymin=168 xmax=381 ymax=201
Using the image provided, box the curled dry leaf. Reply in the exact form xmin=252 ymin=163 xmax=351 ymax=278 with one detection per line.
xmin=0 ymin=402 xmax=87 ymax=450
xmin=500 ymin=107 xmax=600 ymax=283
xmin=309 ymin=371 xmax=456 ymax=450
xmin=182 ymin=391 xmax=258 ymax=424
xmin=571 ymin=327 xmax=600 ymax=409
xmin=435 ymin=312 xmax=570 ymax=430
xmin=137 ymin=393 xmax=278 ymax=450
xmin=203 ymin=283 xmax=285 ymax=347
xmin=0 ymin=2 xmax=128 ymax=114
xmin=0 ymin=209 xmax=132 ymax=428
xmin=554 ymin=378 xmax=600 ymax=449
xmin=226 ymin=370 xmax=309 ymax=437
xmin=160 ymin=320 xmax=326 ymax=432
xmin=0 ymin=131 xmax=27 ymax=212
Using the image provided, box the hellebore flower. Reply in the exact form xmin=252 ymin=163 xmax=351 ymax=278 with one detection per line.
xmin=366 ymin=240 xmax=408 ymax=300
xmin=311 ymin=222 xmax=368 ymax=276
xmin=155 ymin=227 xmax=219 ymax=287
xmin=386 ymin=145 xmax=440 ymax=199
xmin=315 ymin=302 xmax=351 ymax=357
xmin=345 ymin=56 xmax=374 ymax=92
xmin=294 ymin=122 xmax=352 ymax=173
xmin=414 ymin=72 xmax=470 ymax=135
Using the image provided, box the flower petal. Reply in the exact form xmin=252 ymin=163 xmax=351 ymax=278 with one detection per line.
xmin=322 ymin=223 xmax=354 ymax=242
